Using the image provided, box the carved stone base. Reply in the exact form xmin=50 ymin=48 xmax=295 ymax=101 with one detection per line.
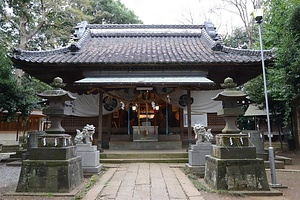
xmin=185 ymin=164 xmax=205 ymax=178
xmin=188 ymin=142 xmax=211 ymax=166
xmin=205 ymin=156 xmax=270 ymax=191
xmin=16 ymin=156 xmax=83 ymax=193
xmin=204 ymin=134 xmax=269 ymax=191
xmin=76 ymin=144 xmax=101 ymax=176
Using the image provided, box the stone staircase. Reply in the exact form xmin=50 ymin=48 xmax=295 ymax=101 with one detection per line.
xmin=99 ymin=149 xmax=293 ymax=168
xmin=264 ymin=155 xmax=293 ymax=169
xmin=100 ymin=150 xmax=188 ymax=163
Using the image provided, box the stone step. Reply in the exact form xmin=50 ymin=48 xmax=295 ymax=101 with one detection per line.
xmin=264 ymin=160 xmax=285 ymax=169
xmin=264 ymin=142 xmax=288 ymax=149
xmin=0 ymin=145 xmax=19 ymax=153
xmin=100 ymin=152 xmax=188 ymax=159
xmin=5 ymin=160 xmax=22 ymax=166
xmin=109 ymin=141 xmax=182 ymax=150
xmin=100 ymin=158 xmax=188 ymax=164
xmin=100 ymin=150 xmax=188 ymax=163
xmin=275 ymin=155 xmax=293 ymax=165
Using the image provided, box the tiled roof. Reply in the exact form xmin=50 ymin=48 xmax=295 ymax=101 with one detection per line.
xmin=12 ymin=22 xmax=273 ymax=65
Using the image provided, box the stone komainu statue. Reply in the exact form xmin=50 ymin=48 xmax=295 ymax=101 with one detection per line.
xmin=193 ymin=124 xmax=213 ymax=143
xmin=74 ymin=124 xmax=95 ymax=144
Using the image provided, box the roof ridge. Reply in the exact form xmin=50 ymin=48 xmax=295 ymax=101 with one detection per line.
xmin=200 ymin=22 xmax=273 ymax=57
xmin=90 ymin=32 xmax=202 ymax=37
xmin=68 ymin=28 xmax=91 ymax=54
xmin=200 ymin=22 xmax=224 ymax=51
xmin=13 ymin=27 xmax=92 ymax=57
xmin=221 ymin=46 xmax=273 ymax=57
xmin=87 ymin=24 xmax=204 ymax=29
xmin=13 ymin=46 xmax=70 ymax=57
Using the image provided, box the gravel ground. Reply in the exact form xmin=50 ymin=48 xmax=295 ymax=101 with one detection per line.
xmin=0 ymin=154 xmax=21 ymax=199
xmin=1 ymin=150 xmax=300 ymax=200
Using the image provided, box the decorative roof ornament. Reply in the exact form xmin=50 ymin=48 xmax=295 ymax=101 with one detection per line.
xmin=212 ymin=77 xmax=247 ymax=101
xmin=203 ymin=21 xmax=224 ymax=51
xmin=68 ymin=43 xmax=81 ymax=54
xmin=204 ymin=21 xmax=218 ymax=40
xmin=50 ymin=77 xmax=66 ymax=89
xmin=72 ymin=21 xmax=88 ymax=40
xmin=221 ymin=77 xmax=237 ymax=89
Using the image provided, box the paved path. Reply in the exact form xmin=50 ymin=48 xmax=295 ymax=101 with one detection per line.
xmin=83 ymin=163 xmax=204 ymax=200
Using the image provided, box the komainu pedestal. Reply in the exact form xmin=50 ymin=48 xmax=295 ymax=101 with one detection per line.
xmin=77 ymin=143 xmax=101 ymax=176
xmin=75 ymin=124 xmax=101 ymax=176
xmin=204 ymin=134 xmax=270 ymax=191
xmin=186 ymin=124 xmax=213 ymax=177
xmin=186 ymin=142 xmax=211 ymax=177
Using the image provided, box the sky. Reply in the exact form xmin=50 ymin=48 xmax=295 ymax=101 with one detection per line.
xmin=120 ymin=0 xmax=254 ymax=35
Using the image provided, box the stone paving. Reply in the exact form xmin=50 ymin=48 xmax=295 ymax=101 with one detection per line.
xmin=83 ymin=163 xmax=204 ymax=200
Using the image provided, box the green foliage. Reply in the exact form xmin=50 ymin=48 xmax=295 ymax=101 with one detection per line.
xmin=85 ymin=174 xmax=98 ymax=189
xmin=244 ymin=68 xmax=293 ymax=126
xmin=0 ymin=43 xmax=49 ymax=122
xmin=224 ymin=27 xmax=248 ymax=48
xmin=242 ymin=0 xmax=300 ymax=129
xmin=90 ymin=0 xmax=143 ymax=24
xmin=1 ymin=0 xmax=141 ymax=123
xmin=263 ymin=0 xmax=300 ymax=95
xmin=0 ymin=43 xmax=16 ymax=120
xmin=223 ymin=25 xmax=259 ymax=49
xmin=0 ymin=0 xmax=142 ymax=50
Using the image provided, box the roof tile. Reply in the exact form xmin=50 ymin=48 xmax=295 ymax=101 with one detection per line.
xmin=12 ymin=23 xmax=273 ymax=65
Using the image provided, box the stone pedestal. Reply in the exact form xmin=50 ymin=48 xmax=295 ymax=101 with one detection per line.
xmin=243 ymin=130 xmax=268 ymax=160
xmin=76 ymin=143 xmax=101 ymax=176
xmin=188 ymin=142 xmax=211 ymax=165
xmin=217 ymin=108 xmax=244 ymax=134
xmin=16 ymin=133 xmax=83 ymax=193
xmin=186 ymin=142 xmax=211 ymax=177
xmin=204 ymin=134 xmax=270 ymax=191
xmin=28 ymin=131 xmax=43 ymax=148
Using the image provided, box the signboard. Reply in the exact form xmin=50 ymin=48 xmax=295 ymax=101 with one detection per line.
xmin=183 ymin=111 xmax=208 ymax=127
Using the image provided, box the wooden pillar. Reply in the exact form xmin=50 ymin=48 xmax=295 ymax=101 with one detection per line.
xmin=128 ymin=105 xmax=131 ymax=135
xmin=187 ymin=90 xmax=192 ymax=145
xmin=98 ymin=91 xmax=103 ymax=150
xmin=166 ymin=102 xmax=169 ymax=135
xmin=179 ymin=108 xmax=184 ymax=138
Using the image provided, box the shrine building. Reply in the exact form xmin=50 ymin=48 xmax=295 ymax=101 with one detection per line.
xmin=10 ymin=21 xmax=273 ymax=149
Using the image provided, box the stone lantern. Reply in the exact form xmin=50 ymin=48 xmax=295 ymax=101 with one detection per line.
xmin=212 ymin=77 xmax=247 ymax=134
xmin=204 ymin=77 xmax=270 ymax=192
xmin=38 ymin=77 xmax=76 ymax=133
xmin=16 ymin=77 xmax=83 ymax=193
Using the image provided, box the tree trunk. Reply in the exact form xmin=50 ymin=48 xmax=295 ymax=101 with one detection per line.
xmin=19 ymin=35 xmax=29 ymax=50
xmin=277 ymin=123 xmax=283 ymax=151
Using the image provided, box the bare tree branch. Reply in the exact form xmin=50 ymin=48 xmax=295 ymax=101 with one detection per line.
xmin=28 ymin=0 xmax=46 ymax=38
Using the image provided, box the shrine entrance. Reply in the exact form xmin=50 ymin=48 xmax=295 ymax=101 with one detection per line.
xmin=130 ymin=88 xmax=163 ymax=141
xmin=11 ymin=22 xmax=273 ymax=150
xmin=73 ymin=71 xmax=215 ymax=149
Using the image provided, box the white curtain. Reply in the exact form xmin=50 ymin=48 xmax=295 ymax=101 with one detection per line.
xmin=65 ymin=93 xmax=120 ymax=117
xmin=64 ymin=89 xmax=222 ymax=117
xmin=158 ymin=88 xmax=222 ymax=113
